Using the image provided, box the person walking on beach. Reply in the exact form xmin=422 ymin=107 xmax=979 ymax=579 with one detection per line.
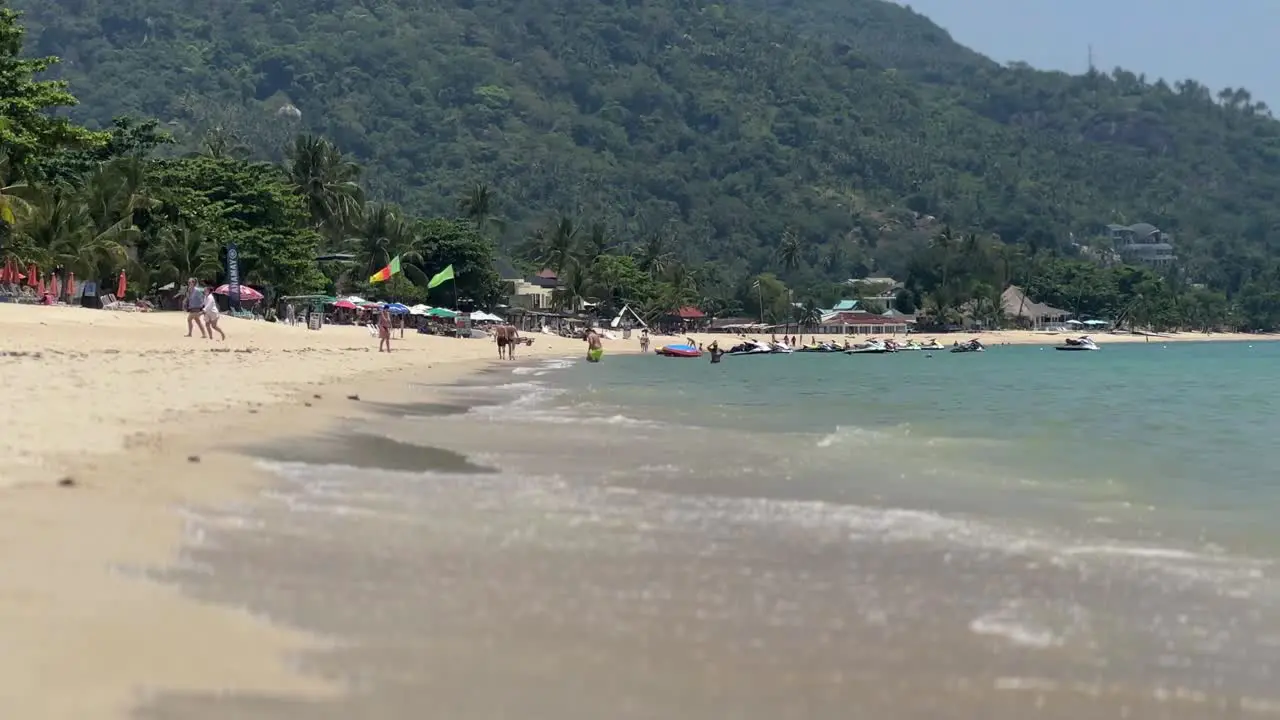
xmin=183 ymin=278 xmax=207 ymax=338
xmin=202 ymin=290 xmax=226 ymax=341
xmin=377 ymin=305 xmax=392 ymax=352
xmin=585 ymin=328 xmax=604 ymax=363
xmin=495 ymin=324 xmax=509 ymax=359
xmin=639 ymin=328 xmax=650 ymax=353
xmin=505 ymin=324 xmax=520 ymax=360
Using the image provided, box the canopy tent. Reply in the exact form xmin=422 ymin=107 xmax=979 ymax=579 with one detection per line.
xmin=281 ymin=294 xmax=337 ymax=305
xmin=610 ymin=303 xmax=648 ymax=329
xmin=470 ymin=310 xmax=504 ymax=322
xmin=213 ymin=284 xmax=264 ymax=301
xmin=426 ymin=307 xmax=458 ymax=318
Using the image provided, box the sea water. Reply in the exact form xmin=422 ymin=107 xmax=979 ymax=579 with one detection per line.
xmin=142 ymin=343 xmax=1280 ymax=719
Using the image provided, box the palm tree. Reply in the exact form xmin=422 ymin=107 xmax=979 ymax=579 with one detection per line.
xmin=145 ymin=224 xmax=221 ymax=288
xmin=0 ymin=150 xmax=34 ymax=228
xmin=533 ymin=215 xmax=580 ymax=276
xmin=457 ymin=182 xmax=503 ymax=237
xmin=345 ymin=203 xmax=419 ymax=284
xmin=19 ymin=186 xmax=129 ymax=279
xmin=777 ymin=227 xmax=801 ymax=275
xmin=286 ymin=134 xmax=364 ymax=243
xmin=635 ymin=230 xmax=672 ymax=278
xmin=581 ymin=221 xmax=611 ymax=267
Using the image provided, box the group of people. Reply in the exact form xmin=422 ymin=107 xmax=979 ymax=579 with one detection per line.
xmin=494 ymin=324 xmax=524 ymax=359
xmin=183 ymin=278 xmax=226 ymax=341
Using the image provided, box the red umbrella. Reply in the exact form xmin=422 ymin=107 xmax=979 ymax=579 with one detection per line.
xmin=1 ymin=258 xmax=11 ymax=283
xmin=116 ymin=270 xmax=127 ymax=298
xmin=65 ymin=272 xmax=75 ymax=299
xmin=37 ymin=275 xmax=44 ymax=295
xmin=213 ymin=284 xmax=264 ymax=301
xmin=26 ymin=264 xmax=36 ymax=287
xmin=333 ymin=300 xmax=357 ymax=309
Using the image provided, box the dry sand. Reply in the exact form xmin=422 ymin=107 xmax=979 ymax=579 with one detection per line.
xmin=0 ymin=303 xmax=1269 ymax=718
xmin=0 ymin=303 xmax=625 ymax=719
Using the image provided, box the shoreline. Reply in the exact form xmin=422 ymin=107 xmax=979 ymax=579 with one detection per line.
xmin=1 ymin=303 xmax=1272 ymax=717
xmin=0 ymin=304 xmax=612 ymax=719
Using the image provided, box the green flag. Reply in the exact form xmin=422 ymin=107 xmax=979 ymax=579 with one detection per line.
xmin=427 ymin=264 xmax=455 ymax=289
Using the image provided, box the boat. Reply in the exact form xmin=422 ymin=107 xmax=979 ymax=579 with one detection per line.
xmin=949 ymin=339 xmax=986 ymax=353
xmin=768 ymin=341 xmax=794 ymax=354
xmin=919 ymin=339 xmax=944 ymax=350
xmin=655 ymin=344 xmax=702 ymax=358
xmin=797 ymin=342 xmax=842 ymax=353
xmin=1055 ymin=335 xmax=1100 ymax=351
xmin=893 ymin=340 xmax=922 ymax=351
xmin=845 ymin=339 xmax=892 ymax=355
xmin=726 ymin=339 xmax=773 ymax=356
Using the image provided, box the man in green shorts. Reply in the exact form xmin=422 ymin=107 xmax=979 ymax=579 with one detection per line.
xmin=585 ymin=329 xmax=604 ymax=362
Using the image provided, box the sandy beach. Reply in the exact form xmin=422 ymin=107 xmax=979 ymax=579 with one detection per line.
xmin=0 ymin=304 xmax=617 ymax=719
xmin=2 ymin=303 xmax=1274 ymax=718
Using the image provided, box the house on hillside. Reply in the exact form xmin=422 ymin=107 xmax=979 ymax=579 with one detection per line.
xmin=501 ymin=264 xmax=559 ymax=310
xmin=1106 ymin=223 xmax=1176 ymax=268
xmin=1001 ymin=286 xmax=1070 ymax=329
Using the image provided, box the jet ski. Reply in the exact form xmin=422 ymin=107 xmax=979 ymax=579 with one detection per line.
xmin=949 ymin=339 xmax=985 ymax=353
xmin=1055 ymin=335 xmax=1100 ymax=351
xmin=845 ymin=339 xmax=892 ymax=355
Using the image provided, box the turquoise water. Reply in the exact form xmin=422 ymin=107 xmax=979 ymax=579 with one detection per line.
xmin=549 ymin=341 xmax=1280 ymax=551
xmin=148 ymin=343 xmax=1280 ymax=718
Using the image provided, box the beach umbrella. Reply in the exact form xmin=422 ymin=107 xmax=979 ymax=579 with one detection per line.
xmin=427 ymin=307 xmax=458 ymax=319
xmin=65 ymin=272 xmax=75 ymax=299
xmin=213 ymin=284 xmax=264 ymax=301
xmin=385 ymin=302 xmax=410 ymax=314
xmin=408 ymin=304 xmax=431 ymax=315
xmin=333 ymin=300 xmax=357 ymax=309
xmin=26 ymin=264 xmax=35 ymax=287
xmin=116 ymin=270 xmax=127 ymax=298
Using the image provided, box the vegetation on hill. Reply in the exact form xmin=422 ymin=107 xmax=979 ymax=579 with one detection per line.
xmin=5 ymin=0 xmax=1280 ymax=329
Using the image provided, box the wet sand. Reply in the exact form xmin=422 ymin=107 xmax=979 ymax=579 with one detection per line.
xmin=136 ymin=370 xmax=1280 ymax=719
xmin=0 ymin=303 xmax=617 ymax=719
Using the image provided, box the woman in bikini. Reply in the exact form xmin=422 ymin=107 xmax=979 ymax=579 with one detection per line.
xmin=377 ymin=306 xmax=392 ymax=352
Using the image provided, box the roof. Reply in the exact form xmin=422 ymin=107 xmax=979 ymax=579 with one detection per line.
xmin=675 ymin=306 xmax=706 ymax=319
xmin=535 ymin=268 xmax=558 ymax=279
xmin=1002 ymin=285 xmax=1069 ymax=319
xmin=495 ymin=257 xmax=521 ymax=280
xmin=822 ymin=311 xmax=911 ymax=326
xmin=830 ymin=299 xmax=858 ymax=311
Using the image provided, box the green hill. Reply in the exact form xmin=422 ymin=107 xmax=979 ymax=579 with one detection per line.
xmin=10 ymin=0 xmax=1280 ymax=294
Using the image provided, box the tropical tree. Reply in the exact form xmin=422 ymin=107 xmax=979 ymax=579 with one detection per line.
xmin=285 ymin=134 xmax=364 ymax=242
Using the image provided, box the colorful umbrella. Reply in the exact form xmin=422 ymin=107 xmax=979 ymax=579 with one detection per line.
xmin=426 ymin=307 xmax=458 ymax=318
xmin=213 ymin=284 xmax=264 ymax=301
xmin=333 ymin=300 xmax=357 ymax=309
xmin=116 ymin=271 xmax=127 ymax=298
xmin=384 ymin=302 xmax=410 ymax=314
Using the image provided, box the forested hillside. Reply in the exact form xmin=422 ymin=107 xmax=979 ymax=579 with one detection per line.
xmin=9 ymin=0 xmax=1280 ymax=296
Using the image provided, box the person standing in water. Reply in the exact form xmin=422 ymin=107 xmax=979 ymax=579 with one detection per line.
xmin=639 ymin=328 xmax=650 ymax=353
xmin=708 ymin=341 xmax=724 ymax=364
xmin=585 ymin=328 xmax=604 ymax=363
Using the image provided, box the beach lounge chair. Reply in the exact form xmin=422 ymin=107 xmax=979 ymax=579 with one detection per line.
xmin=99 ymin=293 xmax=138 ymax=311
